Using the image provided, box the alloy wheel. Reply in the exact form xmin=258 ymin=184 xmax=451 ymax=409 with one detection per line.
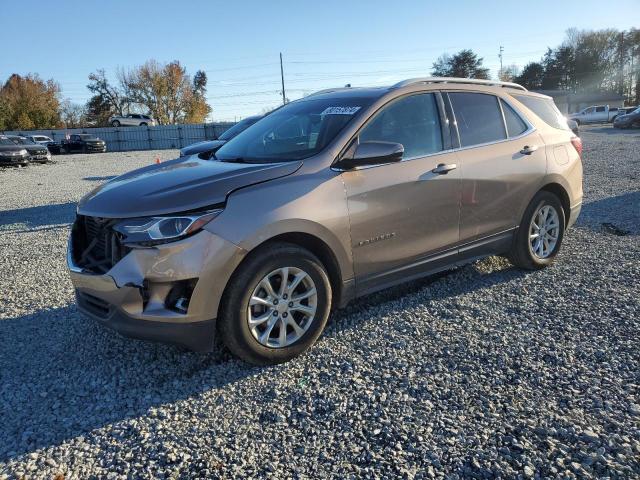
xmin=247 ymin=267 xmax=317 ymax=348
xmin=529 ymin=204 xmax=560 ymax=259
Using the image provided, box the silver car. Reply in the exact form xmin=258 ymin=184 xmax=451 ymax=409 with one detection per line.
xmin=109 ymin=114 xmax=156 ymax=127
xmin=68 ymin=77 xmax=583 ymax=365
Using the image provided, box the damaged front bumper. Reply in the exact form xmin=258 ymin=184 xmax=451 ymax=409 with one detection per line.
xmin=67 ymin=229 xmax=246 ymax=351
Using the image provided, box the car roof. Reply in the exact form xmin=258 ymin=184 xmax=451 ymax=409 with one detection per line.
xmin=307 ymin=78 xmax=532 ymax=102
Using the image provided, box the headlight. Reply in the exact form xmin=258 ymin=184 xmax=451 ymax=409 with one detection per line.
xmin=113 ymin=209 xmax=223 ymax=245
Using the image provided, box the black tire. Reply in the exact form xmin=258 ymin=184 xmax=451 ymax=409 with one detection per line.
xmin=508 ymin=191 xmax=565 ymax=270
xmin=111 ymin=120 xmax=120 ymax=127
xmin=574 ymin=119 xmax=581 ymax=126
xmin=140 ymin=122 xmax=148 ymax=126
xmin=218 ymin=242 xmax=332 ymax=365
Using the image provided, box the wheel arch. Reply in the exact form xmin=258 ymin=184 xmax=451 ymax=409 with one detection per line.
xmin=538 ymin=182 xmax=571 ymax=226
xmin=217 ymin=230 xmax=349 ymax=322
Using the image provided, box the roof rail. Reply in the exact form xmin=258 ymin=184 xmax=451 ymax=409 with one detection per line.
xmin=392 ymin=77 xmax=527 ymax=92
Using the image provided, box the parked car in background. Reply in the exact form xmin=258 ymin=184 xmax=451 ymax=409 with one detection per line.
xmin=60 ymin=134 xmax=107 ymax=153
xmin=0 ymin=135 xmax=30 ymax=166
xmin=617 ymin=106 xmax=637 ymax=116
xmin=6 ymin=135 xmax=51 ymax=163
xmin=46 ymin=142 xmax=62 ymax=154
xmin=180 ymin=115 xmax=263 ymax=157
xmin=68 ymin=77 xmax=583 ymax=365
xmin=109 ymin=114 xmax=156 ymax=127
xmin=25 ymin=134 xmax=54 ymax=146
xmin=569 ymin=105 xmax=619 ymax=124
xmin=613 ymin=107 xmax=640 ymax=129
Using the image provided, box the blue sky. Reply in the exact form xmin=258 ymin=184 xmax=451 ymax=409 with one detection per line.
xmin=2 ymin=0 xmax=638 ymax=121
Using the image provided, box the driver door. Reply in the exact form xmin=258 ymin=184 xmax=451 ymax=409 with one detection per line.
xmin=340 ymin=93 xmax=461 ymax=294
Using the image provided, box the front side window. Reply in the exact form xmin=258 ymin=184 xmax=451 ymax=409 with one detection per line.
xmin=359 ymin=93 xmax=443 ymax=158
xmin=216 ymin=96 xmax=374 ymax=163
xmin=501 ymin=99 xmax=528 ymax=137
xmin=449 ymin=92 xmax=506 ymax=147
xmin=595 ymin=106 xmax=605 ymax=112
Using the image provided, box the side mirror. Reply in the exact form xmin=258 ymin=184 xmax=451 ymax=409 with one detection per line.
xmin=337 ymin=141 xmax=404 ymax=169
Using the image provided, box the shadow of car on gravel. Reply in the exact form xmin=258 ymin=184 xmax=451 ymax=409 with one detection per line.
xmin=0 ymin=202 xmax=76 ymax=232
xmin=581 ymin=126 xmax=640 ymax=135
xmin=577 ymin=191 xmax=639 ymax=236
xmin=0 ymin=256 xmax=532 ymax=462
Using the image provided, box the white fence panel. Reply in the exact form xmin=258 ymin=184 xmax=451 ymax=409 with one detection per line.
xmin=1 ymin=122 xmax=234 ymax=152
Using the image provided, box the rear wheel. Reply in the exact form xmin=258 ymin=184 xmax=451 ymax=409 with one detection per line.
xmin=111 ymin=120 xmax=120 ymax=127
xmin=218 ymin=243 xmax=332 ymax=365
xmin=140 ymin=122 xmax=148 ymax=126
xmin=508 ymin=191 xmax=565 ymax=270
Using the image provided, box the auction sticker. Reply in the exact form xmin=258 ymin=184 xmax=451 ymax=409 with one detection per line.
xmin=321 ymin=106 xmax=361 ymax=115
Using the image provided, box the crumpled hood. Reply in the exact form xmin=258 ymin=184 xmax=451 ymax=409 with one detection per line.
xmin=77 ymin=156 xmax=303 ymax=218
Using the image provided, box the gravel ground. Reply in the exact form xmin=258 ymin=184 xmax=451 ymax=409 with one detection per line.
xmin=0 ymin=126 xmax=638 ymax=479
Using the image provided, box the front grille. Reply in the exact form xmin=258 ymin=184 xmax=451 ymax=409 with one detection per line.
xmin=77 ymin=291 xmax=111 ymax=318
xmin=71 ymin=216 xmax=130 ymax=274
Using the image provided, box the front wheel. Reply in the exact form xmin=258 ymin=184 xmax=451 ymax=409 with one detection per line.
xmin=508 ymin=191 xmax=565 ymax=270
xmin=111 ymin=120 xmax=120 ymax=127
xmin=218 ymin=243 xmax=332 ymax=365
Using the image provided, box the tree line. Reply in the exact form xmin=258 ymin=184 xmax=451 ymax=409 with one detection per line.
xmin=0 ymin=60 xmax=211 ymax=131
xmin=509 ymin=28 xmax=640 ymax=104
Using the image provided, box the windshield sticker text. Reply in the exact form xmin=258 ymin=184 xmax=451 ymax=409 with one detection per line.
xmin=321 ymin=106 xmax=361 ymax=116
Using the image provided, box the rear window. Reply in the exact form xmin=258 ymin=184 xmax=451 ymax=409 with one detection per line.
xmin=449 ymin=92 xmax=506 ymax=147
xmin=512 ymin=94 xmax=569 ymax=131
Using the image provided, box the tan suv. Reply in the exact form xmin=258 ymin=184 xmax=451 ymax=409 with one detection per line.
xmin=68 ymin=77 xmax=583 ymax=365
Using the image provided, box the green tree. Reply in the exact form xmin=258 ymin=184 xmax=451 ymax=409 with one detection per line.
xmin=432 ymin=49 xmax=490 ymax=79
xmin=86 ymin=69 xmax=129 ymax=126
xmin=514 ymin=62 xmax=545 ymax=90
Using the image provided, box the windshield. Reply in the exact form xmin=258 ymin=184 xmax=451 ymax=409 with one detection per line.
xmin=215 ymin=96 xmax=373 ymax=163
xmin=0 ymin=137 xmax=17 ymax=146
xmin=218 ymin=117 xmax=261 ymax=141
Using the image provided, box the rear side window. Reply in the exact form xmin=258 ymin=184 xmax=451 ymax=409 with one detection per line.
xmin=595 ymin=106 xmax=605 ymax=112
xmin=514 ymin=94 xmax=569 ymax=131
xmin=449 ymin=92 xmax=506 ymax=147
xmin=359 ymin=93 xmax=443 ymax=158
xmin=500 ymin=99 xmax=528 ymax=137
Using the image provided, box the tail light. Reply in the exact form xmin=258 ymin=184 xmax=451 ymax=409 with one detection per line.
xmin=570 ymin=136 xmax=582 ymax=158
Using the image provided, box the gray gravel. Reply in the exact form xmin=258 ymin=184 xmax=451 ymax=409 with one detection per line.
xmin=1 ymin=127 xmax=639 ymax=479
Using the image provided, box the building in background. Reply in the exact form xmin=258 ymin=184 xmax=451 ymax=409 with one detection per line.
xmin=534 ymin=90 xmax=626 ymax=114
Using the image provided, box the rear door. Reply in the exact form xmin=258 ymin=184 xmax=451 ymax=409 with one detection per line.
xmin=447 ymin=91 xmax=547 ymax=245
xmin=594 ymin=106 xmax=607 ymax=123
xmin=341 ymin=92 xmax=461 ymax=293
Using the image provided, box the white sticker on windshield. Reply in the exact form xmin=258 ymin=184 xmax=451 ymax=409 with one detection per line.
xmin=321 ymin=106 xmax=361 ymax=116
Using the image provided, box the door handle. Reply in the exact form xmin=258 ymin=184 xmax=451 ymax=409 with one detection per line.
xmin=431 ymin=163 xmax=457 ymax=175
xmin=520 ymin=145 xmax=539 ymax=155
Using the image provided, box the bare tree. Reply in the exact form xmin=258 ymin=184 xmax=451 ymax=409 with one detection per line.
xmin=498 ymin=64 xmax=520 ymax=82
xmin=60 ymin=99 xmax=87 ymax=128
xmin=120 ymin=60 xmax=210 ymax=124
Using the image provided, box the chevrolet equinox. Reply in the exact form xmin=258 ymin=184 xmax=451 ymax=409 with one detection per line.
xmin=68 ymin=77 xmax=583 ymax=365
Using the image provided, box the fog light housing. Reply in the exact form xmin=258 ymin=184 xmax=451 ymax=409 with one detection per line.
xmin=165 ymin=279 xmax=198 ymax=314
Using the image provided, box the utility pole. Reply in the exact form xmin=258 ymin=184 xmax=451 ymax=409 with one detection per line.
xmin=618 ymin=31 xmax=625 ymax=97
xmin=280 ymin=52 xmax=286 ymax=105
xmin=499 ymin=45 xmax=504 ymax=76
